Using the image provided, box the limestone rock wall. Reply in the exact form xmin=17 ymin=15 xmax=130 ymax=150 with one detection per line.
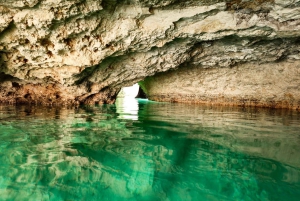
xmin=0 ymin=0 xmax=300 ymax=107
xmin=140 ymin=61 xmax=300 ymax=109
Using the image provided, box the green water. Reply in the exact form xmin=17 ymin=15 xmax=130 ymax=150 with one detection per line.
xmin=0 ymin=98 xmax=300 ymax=201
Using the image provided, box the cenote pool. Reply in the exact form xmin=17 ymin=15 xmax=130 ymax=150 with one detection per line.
xmin=0 ymin=98 xmax=300 ymax=201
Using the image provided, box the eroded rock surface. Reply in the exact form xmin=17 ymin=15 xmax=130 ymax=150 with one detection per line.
xmin=0 ymin=0 xmax=300 ymax=108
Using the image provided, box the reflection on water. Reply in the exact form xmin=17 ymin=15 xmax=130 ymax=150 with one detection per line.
xmin=0 ymin=99 xmax=300 ymax=201
xmin=115 ymin=97 xmax=139 ymax=120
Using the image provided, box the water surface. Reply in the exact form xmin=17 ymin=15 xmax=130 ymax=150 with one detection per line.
xmin=0 ymin=98 xmax=300 ymax=201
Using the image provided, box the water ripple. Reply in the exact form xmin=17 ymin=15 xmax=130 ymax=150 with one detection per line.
xmin=0 ymin=101 xmax=300 ymax=200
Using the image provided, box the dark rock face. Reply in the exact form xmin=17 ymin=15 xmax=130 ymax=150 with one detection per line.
xmin=136 ymin=86 xmax=147 ymax=99
xmin=0 ymin=0 xmax=300 ymax=108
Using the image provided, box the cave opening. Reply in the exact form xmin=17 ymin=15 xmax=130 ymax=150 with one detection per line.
xmin=117 ymin=83 xmax=147 ymax=99
xmin=115 ymin=83 xmax=147 ymax=120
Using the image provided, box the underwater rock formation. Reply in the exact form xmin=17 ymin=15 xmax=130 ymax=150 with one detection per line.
xmin=0 ymin=0 xmax=300 ymax=108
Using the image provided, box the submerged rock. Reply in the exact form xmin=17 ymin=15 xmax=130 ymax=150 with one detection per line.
xmin=0 ymin=0 xmax=299 ymax=108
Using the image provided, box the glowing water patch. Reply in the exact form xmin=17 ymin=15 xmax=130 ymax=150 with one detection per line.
xmin=115 ymin=97 xmax=139 ymax=120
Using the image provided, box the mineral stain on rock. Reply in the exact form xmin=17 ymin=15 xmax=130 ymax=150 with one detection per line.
xmin=0 ymin=0 xmax=300 ymax=109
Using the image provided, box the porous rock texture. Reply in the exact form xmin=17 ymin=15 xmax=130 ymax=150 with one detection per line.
xmin=0 ymin=0 xmax=300 ymax=108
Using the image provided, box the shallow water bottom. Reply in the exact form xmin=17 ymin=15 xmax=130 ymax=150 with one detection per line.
xmin=0 ymin=98 xmax=300 ymax=201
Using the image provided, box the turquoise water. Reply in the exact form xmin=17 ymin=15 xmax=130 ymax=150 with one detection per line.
xmin=0 ymin=98 xmax=300 ymax=201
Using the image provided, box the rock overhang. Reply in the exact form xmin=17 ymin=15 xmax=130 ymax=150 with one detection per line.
xmin=0 ymin=0 xmax=299 ymax=109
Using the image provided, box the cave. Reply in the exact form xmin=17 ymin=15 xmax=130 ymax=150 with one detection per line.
xmin=1 ymin=1 xmax=300 ymax=200
xmin=0 ymin=0 xmax=299 ymax=109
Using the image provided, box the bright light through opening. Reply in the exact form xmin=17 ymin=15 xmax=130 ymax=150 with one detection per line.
xmin=117 ymin=83 xmax=139 ymax=98
xmin=116 ymin=84 xmax=139 ymax=120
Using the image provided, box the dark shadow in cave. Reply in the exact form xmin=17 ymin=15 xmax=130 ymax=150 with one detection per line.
xmin=135 ymin=85 xmax=147 ymax=99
